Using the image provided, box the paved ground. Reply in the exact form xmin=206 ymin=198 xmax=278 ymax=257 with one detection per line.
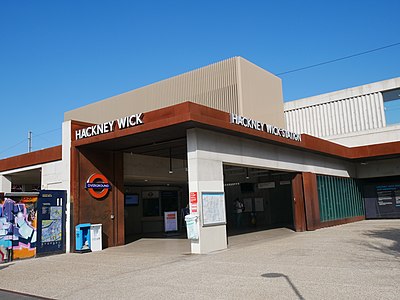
xmin=0 ymin=220 xmax=399 ymax=299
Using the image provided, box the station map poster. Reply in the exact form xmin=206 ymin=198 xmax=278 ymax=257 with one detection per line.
xmin=36 ymin=190 xmax=66 ymax=256
xmin=201 ymin=192 xmax=226 ymax=226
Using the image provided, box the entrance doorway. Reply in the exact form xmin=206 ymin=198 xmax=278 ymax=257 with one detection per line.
xmin=122 ymin=140 xmax=189 ymax=243
xmin=223 ymin=165 xmax=295 ymax=236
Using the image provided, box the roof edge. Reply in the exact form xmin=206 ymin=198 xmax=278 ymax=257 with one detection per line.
xmin=0 ymin=145 xmax=62 ymax=172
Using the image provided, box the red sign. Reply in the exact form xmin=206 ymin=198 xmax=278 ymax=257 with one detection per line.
xmin=190 ymin=192 xmax=197 ymax=204
xmin=190 ymin=192 xmax=198 ymax=213
xmin=85 ymin=173 xmax=111 ymax=199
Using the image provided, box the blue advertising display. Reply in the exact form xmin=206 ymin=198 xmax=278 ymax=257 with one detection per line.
xmin=36 ymin=190 xmax=67 ymax=256
xmin=364 ymin=182 xmax=400 ymax=219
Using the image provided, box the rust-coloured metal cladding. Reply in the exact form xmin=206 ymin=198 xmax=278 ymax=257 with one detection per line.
xmin=302 ymin=172 xmax=321 ymax=231
xmin=0 ymin=146 xmax=62 ymax=172
xmin=70 ymin=101 xmax=400 ymax=161
xmin=291 ymin=173 xmax=307 ymax=232
xmin=72 ymin=147 xmax=124 ymax=249
xmin=315 ymin=215 xmax=365 ymax=230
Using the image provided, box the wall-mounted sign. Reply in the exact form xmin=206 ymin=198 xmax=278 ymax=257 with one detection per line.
xmin=258 ymin=182 xmax=276 ymax=189
xmin=230 ymin=113 xmax=301 ymax=142
xmin=190 ymin=192 xmax=198 ymax=213
xmin=85 ymin=173 xmax=111 ymax=199
xmin=75 ymin=113 xmax=144 ymax=140
xmin=201 ymin=192 xmax=226 ymax=226
xmin=142 ymin=191 xmax=159 ymax=199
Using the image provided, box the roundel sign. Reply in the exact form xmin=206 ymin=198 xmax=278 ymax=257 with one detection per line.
xmin=85 ymin=173 xmax=111 ymax=199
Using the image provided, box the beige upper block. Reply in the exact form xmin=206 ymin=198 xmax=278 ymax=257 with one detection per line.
xmin=64 ymin=57 xmax=284 ymax=128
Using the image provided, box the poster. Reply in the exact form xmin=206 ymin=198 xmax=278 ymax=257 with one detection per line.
xmin=164 ymin=211 xmax=178 ymax=232
xmin=190 ymin=192 xmax=198 ymax=213
xmin=201 ymin=192 xmax=226 ymax=226
xmin=0 ymin=196 xmax=38 ymax=262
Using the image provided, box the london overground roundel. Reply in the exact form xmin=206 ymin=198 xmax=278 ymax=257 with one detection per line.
xmin=85 ymin=173 xmax=111 ymax=199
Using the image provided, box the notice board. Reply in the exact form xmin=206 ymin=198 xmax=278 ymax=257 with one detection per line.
xmin=201 ymin=192 xmax=226 ymax=226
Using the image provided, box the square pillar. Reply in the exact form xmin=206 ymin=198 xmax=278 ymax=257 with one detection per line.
xmin=187 ymin=129 xmax=227 ymax=254
xmin=0 ymin=175 xmax=11 ymax=192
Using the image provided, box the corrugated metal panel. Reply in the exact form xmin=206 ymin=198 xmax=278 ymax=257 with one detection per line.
xmin=317 ymin=175 xmax=364 ymax=222
xmin=284 ymin=92 xmax=385 ymax=137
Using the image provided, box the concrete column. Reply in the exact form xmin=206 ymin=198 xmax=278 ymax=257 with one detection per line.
xmin=0 ymin=175 xmax=12 ymax=192
xmin=62 ymin=121 xmax=72 ymax=253
xmin=187 ymin=129 xmax=227 ymax=254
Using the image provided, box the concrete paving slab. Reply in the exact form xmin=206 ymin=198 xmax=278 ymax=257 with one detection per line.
xmin=0 ymin=220 xmax=399 ymax=299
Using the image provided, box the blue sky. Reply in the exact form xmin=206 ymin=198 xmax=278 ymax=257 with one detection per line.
xmin=1 ymin=0 xmax=399 ymax=158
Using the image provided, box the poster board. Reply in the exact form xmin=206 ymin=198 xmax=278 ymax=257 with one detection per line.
xmin=201 ymin=192 xmax=226 ymax=226
xmin=164 ymin=211 xmax=178 ymax=232
xmin=243 ymin=198 xmax=253 ymax=212
xmin=255 ymin=198 xmax=264 ymax=212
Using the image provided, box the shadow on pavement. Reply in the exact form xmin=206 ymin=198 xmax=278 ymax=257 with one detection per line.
xmin=363 ymin=227 xmax=400 ymax=257
xmin=0 ymin=263 xmax=13 ymax=271
xmin=0 ymin=288 xmax=53 ymax=300
xmin=261 ymin=272 xmax=305 ymax=300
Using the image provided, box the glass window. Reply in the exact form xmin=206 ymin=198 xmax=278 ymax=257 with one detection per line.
xmin=383 ymin=88 xmax=400 ymax=125
xmin=161 ymin=191 xmax=178 ymax=212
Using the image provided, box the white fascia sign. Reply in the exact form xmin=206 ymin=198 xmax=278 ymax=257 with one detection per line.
xmin=75 ymin=113 xmax=144 ymax=140
xmin=230 ymin=113 xmax=301 ymax=142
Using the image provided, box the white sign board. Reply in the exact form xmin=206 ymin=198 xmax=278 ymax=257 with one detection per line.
xmin=201 ymin=192 xmax=226 ymax=226
xmin=164 ymin=211 xmax=178 ymax=232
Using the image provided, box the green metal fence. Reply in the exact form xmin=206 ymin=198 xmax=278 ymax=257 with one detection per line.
xmin=317 ymin=175 xmax=364 ymax=222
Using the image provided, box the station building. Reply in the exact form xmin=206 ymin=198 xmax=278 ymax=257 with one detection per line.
xmin=1 ymin=57 xmax=399 ymax=259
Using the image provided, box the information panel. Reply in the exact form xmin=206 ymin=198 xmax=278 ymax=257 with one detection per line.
xmin=36 ymin=190 xmax=66 ymax=256
xmin=201 ymin=192 xmax=226 ymax=226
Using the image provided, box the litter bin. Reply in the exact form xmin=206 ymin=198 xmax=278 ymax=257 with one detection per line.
xmin=90 ymin=224 xmax=102 ymax=252
xmin=75 ymin=223 xmax=91 ymax=252
xmin=184 ymin=214 xmax=199 ymax=240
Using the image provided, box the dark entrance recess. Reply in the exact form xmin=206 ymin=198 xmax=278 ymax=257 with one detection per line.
xmin=121 ymin=138 xmax=189 ymax=243
xmin=223 ymin=165 xmax=295 ymax=236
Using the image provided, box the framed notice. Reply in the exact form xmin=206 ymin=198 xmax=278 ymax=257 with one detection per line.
xmin=164 ymin=211 xmax=178 ymax=232
xmin=201 ymin=192 xmax=226 ymax=226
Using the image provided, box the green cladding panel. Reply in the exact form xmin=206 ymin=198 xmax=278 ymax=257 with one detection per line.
xmin=317 ymin=175 xmax=364 ymax=222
